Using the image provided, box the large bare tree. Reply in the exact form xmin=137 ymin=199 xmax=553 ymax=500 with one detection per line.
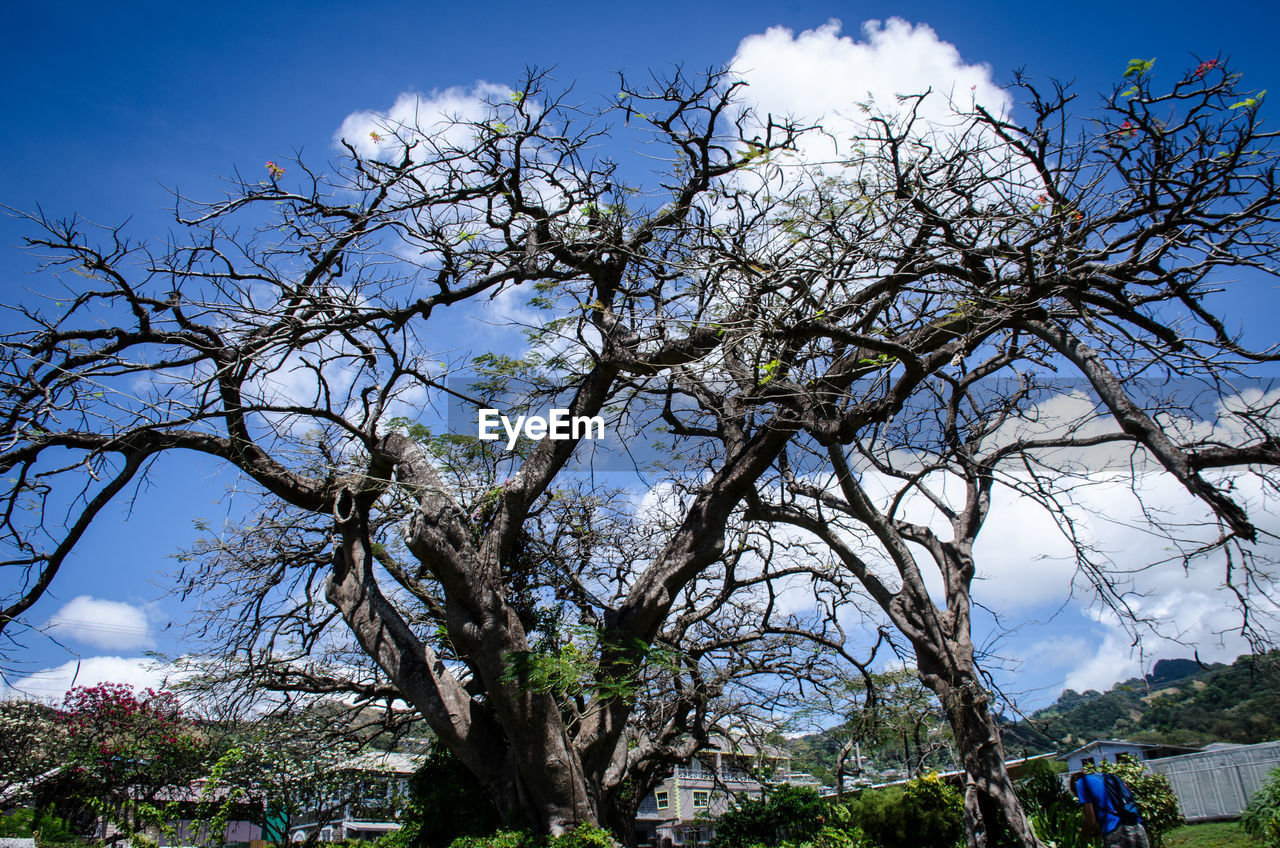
xmin=0 ymin=70 xmax=891 ymax=836
xmin=720 ymin=58 xmax=1280 ymax=846
xmin=2 ymin=56 xmax=1278 ymax=846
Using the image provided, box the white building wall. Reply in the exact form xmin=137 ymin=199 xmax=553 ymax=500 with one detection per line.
xmin=1142 ymin=740 xmax=1280 ymax=822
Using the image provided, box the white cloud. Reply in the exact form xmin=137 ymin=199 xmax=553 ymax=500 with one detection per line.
xmin=730 ymin=19 xmax=1012 ymax=157
xmin=335 ymin=83 xmax=514 ymax=164
xmin=970 ymin=486 xmax=1080 ymax=607
xmin=46 ymin=595 xmax=153 ymax=651
xmin=3 ymin=656 xmax=168 ymax=701
xmin=1061 ymin=608 xmax=1261 ymax=694
xmin=1032 ymin=467 xmax=1280 ymax=692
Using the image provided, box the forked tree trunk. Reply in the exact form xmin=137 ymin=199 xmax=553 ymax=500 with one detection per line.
xmin=326 ymin=490 xmax=604 ymax=837
xmin=918 ymin=656 xmax=1044 ymax=848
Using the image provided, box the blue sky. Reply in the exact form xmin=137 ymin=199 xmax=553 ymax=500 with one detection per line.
xmin=3 ymin=1 xmax=1280 ymax=716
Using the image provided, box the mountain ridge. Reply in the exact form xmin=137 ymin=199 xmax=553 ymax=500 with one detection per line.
xmin=785 ymin=651 xmax=1280 ymax=783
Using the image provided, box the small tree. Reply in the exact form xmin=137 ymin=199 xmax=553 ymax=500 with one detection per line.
xmin=51 ymin=684 xmax=211 ymax=845
xmin=192 ymin=713 xmax=373 ymax=847
xmin=0 ymin=698 xmax=59 ymax=809
xmin=844 ymin=773 xmax=964 ymax=848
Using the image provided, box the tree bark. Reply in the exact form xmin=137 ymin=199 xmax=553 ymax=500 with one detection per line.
xmin=325 ymin=480 xmax=598 ymax=835
xmin=918 ymin=654 xmax=1043 ymax=848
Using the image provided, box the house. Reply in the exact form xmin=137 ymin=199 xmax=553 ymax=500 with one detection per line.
xmin=288 ymin=752 xmax=420 ymax=844
xmin=1058 ymin=739 xmax=1199 ymax=774
xmin=143 ymin=782 xmax=275 ymax=847
xmin=633 ymin=738 xmax=806 ymax=848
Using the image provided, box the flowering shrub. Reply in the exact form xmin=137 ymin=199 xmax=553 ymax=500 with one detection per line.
xmin=53 ymin=684 xmax=210 ymax=843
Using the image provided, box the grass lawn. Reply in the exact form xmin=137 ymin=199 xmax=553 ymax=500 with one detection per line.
xmin=1165 ymin=821 xmax=1261 ymax=848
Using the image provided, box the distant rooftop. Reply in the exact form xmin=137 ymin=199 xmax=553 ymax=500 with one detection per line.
xmin=339 ymin=751 xmax=424 ymax=774
xmin=1057 ymin=739 xmax=1200 ymax=761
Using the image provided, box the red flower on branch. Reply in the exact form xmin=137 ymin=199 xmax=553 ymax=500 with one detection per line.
xmin=1195 ymin=60 xmax=1218 ymax=79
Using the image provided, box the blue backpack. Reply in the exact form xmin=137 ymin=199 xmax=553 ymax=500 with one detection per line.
xmin=1100 ymin=774 xmax=1142 ymax=826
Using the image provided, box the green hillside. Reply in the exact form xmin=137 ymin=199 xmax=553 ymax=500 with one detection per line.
xmin=787 ymin=652 xmax=1280 ymax=782
xmin=1005 ymin=652 xmax=1280 ymax=753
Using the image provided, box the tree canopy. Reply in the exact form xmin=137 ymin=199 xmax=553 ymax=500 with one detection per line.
xmin=3 ymin=57 xmax=1279 ymax=848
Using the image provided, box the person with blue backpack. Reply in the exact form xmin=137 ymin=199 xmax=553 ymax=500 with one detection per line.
xmin=1071 ymin=770 xmax=1151 ymax=847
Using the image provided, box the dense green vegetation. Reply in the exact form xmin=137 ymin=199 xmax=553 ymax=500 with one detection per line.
xmin=788 ymin=652 xmax=1280 ymax=780
xmin=707 ymin=780 xmax=960 ymax=848
xmin=390 ymin=748 xmax=503 ymax=848
xmin=1241 ymin=767 xmax=1280 ymax=847
xmin=1011 ymin=652 xmax=1280 ymax=751
xmin=662 ymin=763 xmax=1179 ymax=848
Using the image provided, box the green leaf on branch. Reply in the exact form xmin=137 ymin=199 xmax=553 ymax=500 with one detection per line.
xmin=1124 ymin=58 xmax=1156 ymax=78
xmin=1231 ymin=91 xmax=1266 ymax=110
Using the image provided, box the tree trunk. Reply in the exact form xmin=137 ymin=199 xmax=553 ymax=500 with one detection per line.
xmin=919 ymin=659 xmax=1044 ymax=848
xmin=602 ymin=790 xmax=641 ymax=848
xmin=834 ymin=738 xmax=857 ymax=801
xmin=326 ymin=492 xmax=601 ymax=837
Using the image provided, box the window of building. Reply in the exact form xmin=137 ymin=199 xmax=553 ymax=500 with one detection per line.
xmin=655 ymin=790 xmax=669 ymax=810
xmin=692 ymin=791 xmax=709 ymax=809
xmin=1081 ymin=757 xmax=1094 ymax=767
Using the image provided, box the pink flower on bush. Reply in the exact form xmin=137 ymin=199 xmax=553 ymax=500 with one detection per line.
xmin=266 ymin=161 xmax=286 ymax=180
xmin=1195 ymin=60 xmax=1218 ymax=79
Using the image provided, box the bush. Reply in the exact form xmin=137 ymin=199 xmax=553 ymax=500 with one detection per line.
xmin=0 ymin=807 xmax=80 ymax=844
xmin=1015 ymin=760 xmax=1088 ymax=848
xmin=1241 ymin=767 xmax=1280 ymax=848
xmin=448 ymin=831 xmax=535 ymax=848
xmin=778 ymin=824 xmax=871 ymax=848
xmin=549 ymin=824 xmax=617 ymax=848
xmin=389 ymin=747 xmax=503 ymax=848
xmin=442 ymin=824 xmax=617 ymax=848
xmin=709 ymin=785 xmax=830 ymax=848
xmin=1087 ymin=761 xmax=1184 ymax=848
xmin=844 ymin=773 xmax=963 ymax=848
